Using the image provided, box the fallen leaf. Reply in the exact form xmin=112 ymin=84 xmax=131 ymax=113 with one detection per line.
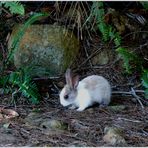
xmin=0 ymin=113 xmax=4 ymax=121
xmin=0 ymin=108 xmax=19 ymax=120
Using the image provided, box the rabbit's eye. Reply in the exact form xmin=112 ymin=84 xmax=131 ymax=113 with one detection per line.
xmin=64 ymin=94 xmax=69 ymax=99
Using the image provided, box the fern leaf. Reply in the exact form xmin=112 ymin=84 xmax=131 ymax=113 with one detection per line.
xmin=140 ymin=2 xmax=148 ymax=10
xmin=116 ymin=47 xmax=135 ymax=74
xmin=141 ymin=69 xmax=148 ymax=99
xmin=8 ymin=68 xmax=40 ymax=104
xmin=1 ymin=1 xmax=25 ymax=15
xmin=19 ymin=81 xmax=40 ymax=104
xmin=117 ymin=47 xmax=143 ymax=74
xmin=91 ymin=2 xmax=111 ymax=42
xmin=142 ymin=69 xmax=148 ymax=88
xmin=106 ymin=24 xmax=121 ymax=47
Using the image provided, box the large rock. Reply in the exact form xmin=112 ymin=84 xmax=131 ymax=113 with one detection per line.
xmin=8 ymin=25 xmax=79 ymax=77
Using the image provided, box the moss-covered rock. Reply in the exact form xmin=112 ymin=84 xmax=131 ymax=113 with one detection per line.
xmin=8 ymin=25 xmax=79 ymax=76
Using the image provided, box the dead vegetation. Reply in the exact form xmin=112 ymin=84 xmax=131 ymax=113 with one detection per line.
xmin=0 ymin=1 xmax=148 ymax=147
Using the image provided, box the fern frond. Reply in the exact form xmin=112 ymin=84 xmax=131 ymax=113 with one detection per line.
xmin=1 ymin=1 xmax=25 ymax=15
xmin=0 ymin=75 xmax=9 ymax=87
xmin=98 ymin=23 xmax=109 ymax=41
xmin=140 ymin=2 xmax=148 ymax=10
xmin=116 ymin=47 xmax=141 ymax=74
xmin=141 ymin=69 xmax=148 ymax=99
xmin=19 ymin=80 xmax=40 ymax=104
xmin=91 ymin=2 xmax=110 ymax=41
xmin=116 ymin=47 xmax=133 ymax=73
xmin=142 ymin=69 xmax=148 ymax=88
xmin=108 ymin=27 xmax=121 ymax=47
xmin=8 ymin=68 xmax=40 ymax=104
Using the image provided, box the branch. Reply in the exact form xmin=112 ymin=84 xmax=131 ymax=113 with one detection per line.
xmin=112 ymin=88 xmax=145 ymax=109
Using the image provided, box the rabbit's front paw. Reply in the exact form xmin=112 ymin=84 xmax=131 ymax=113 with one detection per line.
xmin=76 ymin=107 xmax=85 ymax=111
xmin=68 ymin=105 xmax=77 ymax=110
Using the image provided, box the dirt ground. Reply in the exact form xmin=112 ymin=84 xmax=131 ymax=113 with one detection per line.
xmin=0 ymin=94 xmax=148 ymax=147
xmin=0 ymin=1 xmax=148 ymax=147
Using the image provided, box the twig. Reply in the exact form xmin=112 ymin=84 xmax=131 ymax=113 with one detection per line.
xmin=117 ymin=117 xmax=142 ymax=123
xmin=131 ymin=88 xmax=144 ymax=109
xmin=33 ymin=76 xmax=60 ymax=81
xmin=112 ymin=88 xmax=145 ymax=109
xmin=122 ymin=31 xmax=148 ymax=39
xmin=52 ymin=82 xmax=60 ymax=91
xmin=112 ymin=90 xmax=145 ymax=95
xmin=83 ymin=43 xmax=94 ymax=71
xmin=76 ymin=47 xmax=102 ymax=70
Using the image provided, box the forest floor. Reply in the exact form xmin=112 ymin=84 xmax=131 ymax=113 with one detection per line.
xmin=0 ymin=93 xmax=148 ymax=147
xmin=0 ymin=1 xmax=148 ymax=147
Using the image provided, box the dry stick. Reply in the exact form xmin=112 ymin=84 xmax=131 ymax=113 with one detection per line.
xmin=117 ymin=117 xmax=142 ymax=123
xmin=122 ymin=31 xmax=148 ymax=40
xmin=33 ymin=76 xmax=60 ymax=81
xmin=77 ymin=65 xmax=110 ymax=71
xmin=76 ymin=47 xmax=102 ymax=70
xmin=112 ymin=88 xmax=145 ymax=109
xmin=83 ymin=45 xmax=93 ymax=70
xmin=81 ymin=1 xmax=92 ymax=40
xmin=67 ymin=1 xmax=77 ymax=31
xmin=131 ymin=88 xmax=145 ymax=109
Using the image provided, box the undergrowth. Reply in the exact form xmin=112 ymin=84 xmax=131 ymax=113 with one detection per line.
xmin=0 ymin=1 xmax=25 ymax=15
xmin=90 ymin=2 xmax=148 ymax=98
xmin=0 ymin=1 xmax=49 ymax=104
xmin=0 ymin=1 xmax=147 ymax=104
xmin=0 ymin=67 xmax=40 ymax=104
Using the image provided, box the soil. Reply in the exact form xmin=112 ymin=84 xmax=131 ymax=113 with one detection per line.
xmin=0 ymin=94 xmax=148 ymax=147
xmin=0 ymin=1 xmax=148 ymax=147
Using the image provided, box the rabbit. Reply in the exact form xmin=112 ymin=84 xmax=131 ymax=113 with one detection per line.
xmin=59 ymin=69 xmax=111 ymax=111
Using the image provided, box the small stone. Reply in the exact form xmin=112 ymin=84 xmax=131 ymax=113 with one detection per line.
xmin=40 ymin=119 xmax=68 ymax=131
xmin=71 ymin=119 xmax=89 ymax=130
xmin=68 ymin=141 xmax=88 ymax=147
xmin=57 ymin=81 xmax=65 ymax=88
xmin=108 ymin=105 xmax=126 ymax=112
xmin=24 ymin=112 xmax=43 ymax=126
xmin=103 ymin=126 xmax=127 ymax=146
xmin=87 ymin=108 xmax=95 ymax=113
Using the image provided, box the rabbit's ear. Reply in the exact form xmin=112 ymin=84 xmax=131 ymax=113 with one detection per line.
xmin=72 ymin=75 xmax=79 ymax=89
xmin=65 ymin=69 xmax=73 ymax=88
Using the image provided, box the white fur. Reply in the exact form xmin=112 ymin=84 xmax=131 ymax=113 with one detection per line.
xmin=59 ymin=75 xmax=111 ymax=111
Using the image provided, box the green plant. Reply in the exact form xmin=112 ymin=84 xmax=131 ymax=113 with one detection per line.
xmin=0 ymin=67 xmax=40 ymax=104
xmin=10 ymin=68 xmax=40 ymax=104
xmin=90 ymin=2 xmax=109 ymax=42
xmin=89 ymin=1 xmax=147 ymax=98
xmin=140 ymin=2 xmax=148 ymax=10
xmin=0 ymin=1 xmax=25 ymax=15
xmin=116 ymin=47 xmax=143 ymax=74
xmin=1 ymin=10 xmax=49 ymax=104
xmin=141 ymin=69 xmax=148 ymax=99
xmin=90 ymin=2 xmax=121 ymax=46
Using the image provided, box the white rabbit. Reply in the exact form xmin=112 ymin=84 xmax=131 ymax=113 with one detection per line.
xmin=59 ymin=69 xmax=111 ymax=111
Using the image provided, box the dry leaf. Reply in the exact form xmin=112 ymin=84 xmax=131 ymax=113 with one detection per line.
xmin=0 ymin=108 xmax=19 ymax=120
